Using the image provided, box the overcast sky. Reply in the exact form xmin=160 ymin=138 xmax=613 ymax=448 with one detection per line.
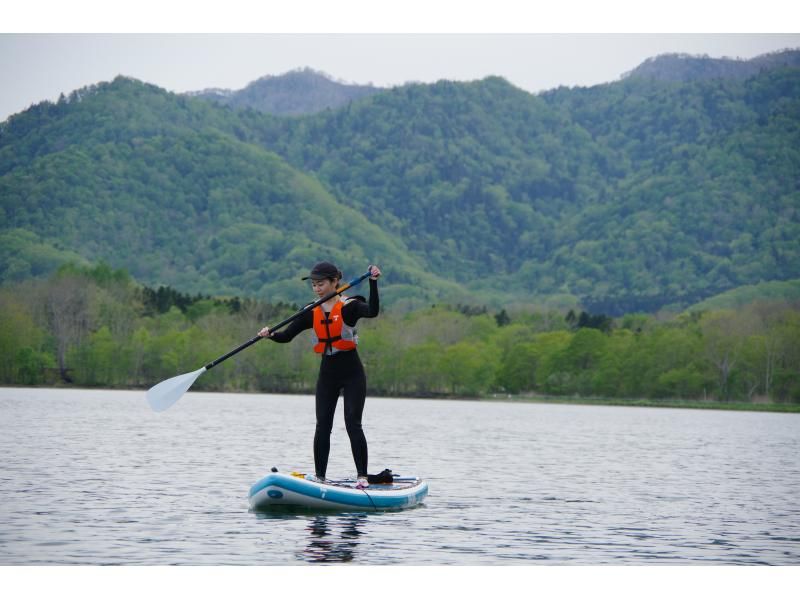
xmin=2 ymin=3 xmax=799 ymax=123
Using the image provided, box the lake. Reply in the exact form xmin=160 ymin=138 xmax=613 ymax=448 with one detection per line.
xmin=1 ymin=387 xmax=798 ymax=565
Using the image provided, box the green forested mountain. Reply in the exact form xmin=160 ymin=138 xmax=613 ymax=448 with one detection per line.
xmin=1 ymin=52 xmax=799 ymax=314
xmin=245 ymin=63 xmax=800 ymax=312
xmin=0 ymin=78 xmax=459 ymax=307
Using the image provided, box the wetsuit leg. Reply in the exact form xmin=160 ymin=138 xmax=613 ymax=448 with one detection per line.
xmin=313 ymin=374 xmax=341 ymax=478
xmin=342 ymin=372 xmax=368 ymax=477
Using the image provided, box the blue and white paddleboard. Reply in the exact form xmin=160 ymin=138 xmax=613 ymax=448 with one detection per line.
xmin=249 ymin=470 xmax=428 ymax=511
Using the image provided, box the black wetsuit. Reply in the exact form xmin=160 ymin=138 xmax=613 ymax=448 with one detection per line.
xmin=268 ymin=279 xmax=379 ymax=478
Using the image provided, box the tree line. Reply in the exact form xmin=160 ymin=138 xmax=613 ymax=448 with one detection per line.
xmin=1 ymin=264 xmax=798 ymax=404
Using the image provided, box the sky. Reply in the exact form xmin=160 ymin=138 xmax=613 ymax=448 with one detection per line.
xmin=2 ymin=3 xmax=799 ymax=123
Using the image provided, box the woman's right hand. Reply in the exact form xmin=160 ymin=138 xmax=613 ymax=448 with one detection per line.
xmin=258 ymin=326 xmax=272 ymax=338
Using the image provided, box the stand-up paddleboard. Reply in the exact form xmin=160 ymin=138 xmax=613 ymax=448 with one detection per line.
xmin=249 ymin=469 xmax=428 ymax=512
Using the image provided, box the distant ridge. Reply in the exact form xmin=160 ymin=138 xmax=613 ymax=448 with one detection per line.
xmin=186 ymin=67 xmax=383 ymax=115
xmin=623 ymin=48 xmax=800 ymax=82
xmin=687 ymin=279 xmax=800 ymax=312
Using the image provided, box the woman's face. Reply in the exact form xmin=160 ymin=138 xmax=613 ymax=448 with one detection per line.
xmin=311 ymin=278 xmax=338 ymax=298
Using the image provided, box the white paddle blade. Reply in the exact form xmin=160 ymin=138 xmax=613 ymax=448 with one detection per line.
xmin=146 ymin=367 xmax=206 ymax=412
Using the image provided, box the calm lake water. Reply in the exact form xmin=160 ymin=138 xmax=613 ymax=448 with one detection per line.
xmin=1 ymin=387 xmax=799 ymax=565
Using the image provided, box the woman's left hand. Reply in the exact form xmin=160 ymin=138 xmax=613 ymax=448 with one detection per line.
xmin=369 ymin=265 xmax=382 ymax=280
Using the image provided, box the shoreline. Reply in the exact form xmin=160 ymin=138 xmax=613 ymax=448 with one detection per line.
xmin=477 ymin=393 xmax=800 ymax=413
xmin=2 ymin=384 xmax=799 ymax=413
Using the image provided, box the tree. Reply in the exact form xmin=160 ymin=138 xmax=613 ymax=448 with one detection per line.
xmin=495 ymin=341 xmax=539 ymax=393
xmin=0 ymin=290 xmax=51 ymax=384
xmin=39 ymin=274 xmax=93 ymax=382
xmin=700 ymin=310 xmax=746 ymax=400
xmin=398 ymin=341 xmax=445 ymax=395
xmin=439 ymin=341 xmax=498 ymax=395
xmin=770 ymin=309 xmax=800 ymax=402
xmin=70 ymin=326 xmax=130 ymax=386
xmin=495 ymin=308 xmax=511 ymax=327
xmin=529 ymin=331 xmax=573 ymax=395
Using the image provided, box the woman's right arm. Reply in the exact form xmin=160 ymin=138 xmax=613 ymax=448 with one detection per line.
xmin=258 ymin=310 xmax=313 ymax=343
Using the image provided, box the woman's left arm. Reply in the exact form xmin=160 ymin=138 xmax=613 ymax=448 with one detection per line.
xmin=343 ymin=268 xmax=380 ymax=325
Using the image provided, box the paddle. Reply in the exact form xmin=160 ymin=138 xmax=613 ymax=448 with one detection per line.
xmin=146 ymin=268 xmax=374 ymax=412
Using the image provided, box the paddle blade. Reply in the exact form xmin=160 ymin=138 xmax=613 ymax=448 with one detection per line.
xmin=146 ymin=367 xmax=206 ymax=412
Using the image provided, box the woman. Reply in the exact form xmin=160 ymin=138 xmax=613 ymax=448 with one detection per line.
xmin=258 ymin=261 xmax=381 ymax=488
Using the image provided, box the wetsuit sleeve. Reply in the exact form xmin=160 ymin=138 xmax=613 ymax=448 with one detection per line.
xmin=342 ymin=279 xmax=379 ymax=326
xmin=268 ymin=310 xmax=313 ymax=343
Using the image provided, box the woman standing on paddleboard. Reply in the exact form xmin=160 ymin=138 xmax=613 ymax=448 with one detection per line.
xmin=257 ymin=262 xmax=381 ymax=489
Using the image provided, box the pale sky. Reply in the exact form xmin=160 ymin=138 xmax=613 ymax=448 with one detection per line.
xmin=2 ymin=3 xmax=799 ymax=122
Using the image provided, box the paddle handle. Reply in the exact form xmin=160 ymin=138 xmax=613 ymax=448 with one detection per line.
xmin=203 ymin=270 xmax=373 ymax=370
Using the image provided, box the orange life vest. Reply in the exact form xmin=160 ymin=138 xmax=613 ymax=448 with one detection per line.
xmin=311 ymin=299 xmax=358 ymax=355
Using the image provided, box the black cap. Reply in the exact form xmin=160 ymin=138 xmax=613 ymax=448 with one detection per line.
xmin=301 ymin=261 xmax=342 ymax=281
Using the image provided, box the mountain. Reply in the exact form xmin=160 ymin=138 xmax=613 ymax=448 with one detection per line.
xmin=1 ymin=54 xmax=799 ymax=314
xmin=623 ymin=49 xmax=800 ymax=82
xmin=186 ymin=68 xmax=383 ymax=116
xmin=0 ymin=77 xmax=460 ymax=308
xmin=246 ymin=66 xmax=800 ymax=313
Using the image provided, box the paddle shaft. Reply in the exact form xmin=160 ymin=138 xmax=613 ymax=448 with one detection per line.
xmin=203 ymin=270 xmax=372 ymax=371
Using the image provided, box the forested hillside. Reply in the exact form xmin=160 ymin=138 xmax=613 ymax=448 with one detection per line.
xmin=1 ymin=52 xmax=799 ymax=313
xmin=247 ymin=64 xmax=800 ymax=312
xmin=0 ymin=78 xmax=460 ymax=307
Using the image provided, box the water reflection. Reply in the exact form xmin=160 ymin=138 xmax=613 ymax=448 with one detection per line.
xmin=300 ymin=514 xmax=368 ymax=563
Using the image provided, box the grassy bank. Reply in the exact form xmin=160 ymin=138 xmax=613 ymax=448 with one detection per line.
xmin=481 ymin=393 xmax=800 ymax=413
